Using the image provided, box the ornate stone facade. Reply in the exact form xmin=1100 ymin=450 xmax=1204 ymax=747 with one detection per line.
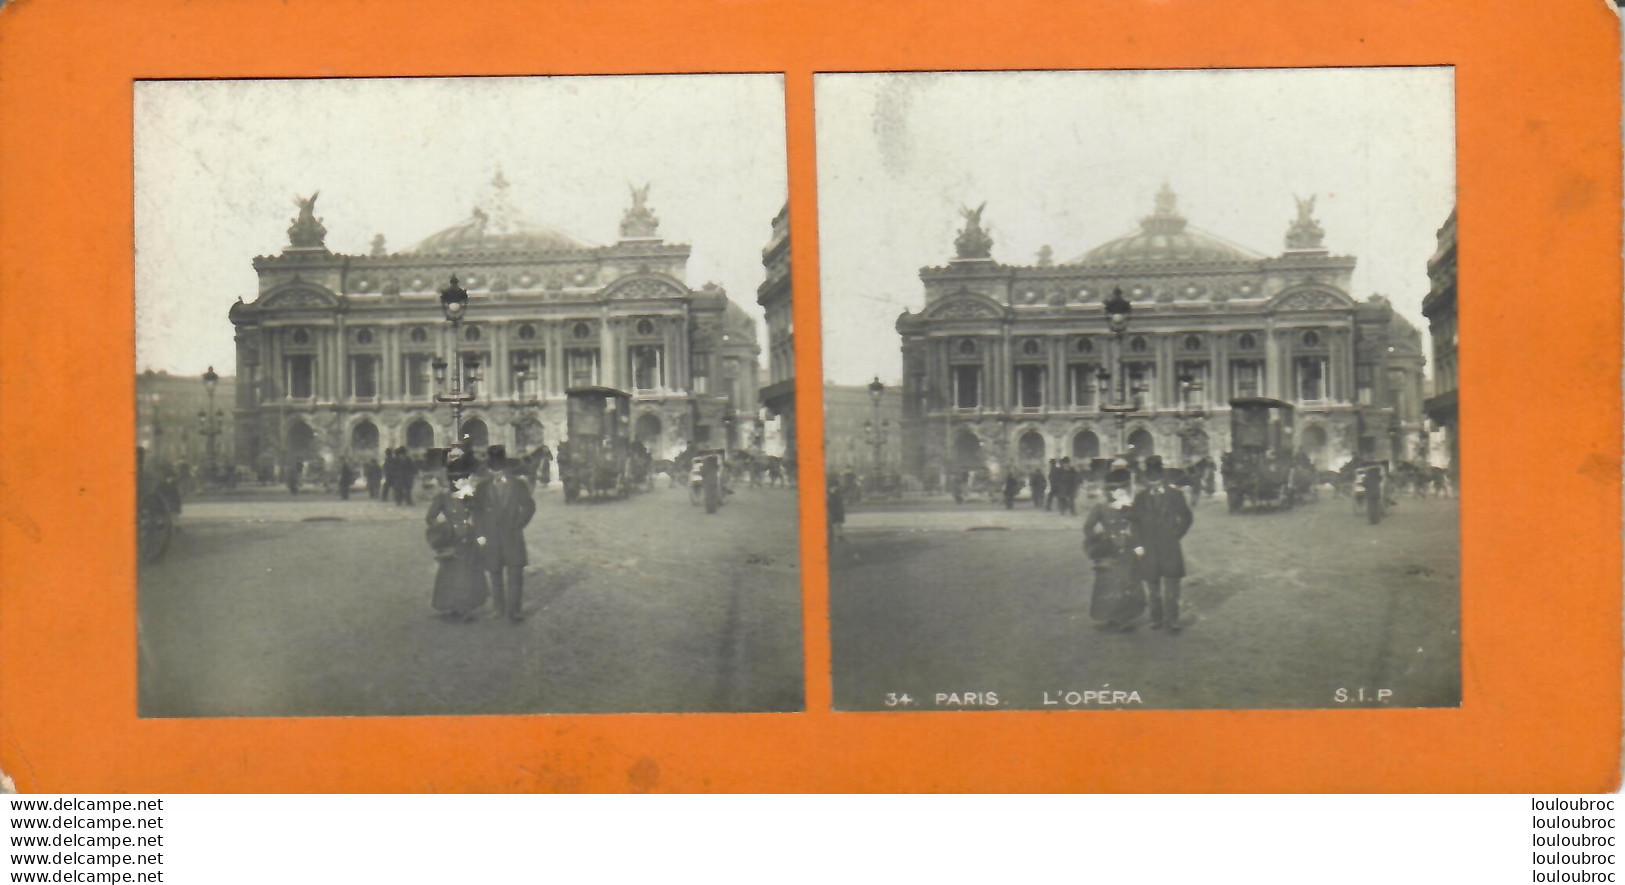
xmin=1421 ymin=205 xmax=1458 ymax=474
xmin=228 ymin=175 xmax=760 ymax=471
xmin=895 ymin=186 xmax=1426 ymax=481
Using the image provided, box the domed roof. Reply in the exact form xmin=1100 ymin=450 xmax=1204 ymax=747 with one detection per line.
xmin=1066 ymin=183 xmax=1264 ymax=266
xmin=406 ymin=171 xmax=597 ymax=255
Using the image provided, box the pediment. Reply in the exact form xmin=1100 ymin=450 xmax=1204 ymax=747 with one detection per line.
xmin=924 ymin=292 xmax=1006 ymax=320
xmin=261 ymin=284 xmax=340 ymax=310
xmin=602 ymin=272 xmax=689 ymax=301
xmin=1266 ymin=286 xmax=1354 ymax=312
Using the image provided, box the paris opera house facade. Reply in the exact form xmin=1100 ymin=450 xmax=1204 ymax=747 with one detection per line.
xmin=228 ymin=176 xmax=760 ymax=471
xmin=895 ymin=185 xmax=1426 ymax=480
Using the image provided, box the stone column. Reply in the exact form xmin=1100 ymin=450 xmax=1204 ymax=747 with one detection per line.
xmin=1157 ymin=333 xmax=1175 ymax=410
xmin=1210 ymin=333 xmax=1225 ymax=407
xmin=547 ymin=322 xmax=564 ymax=395
xmin=492 ymin=321 xmax=508 ymax=399
xmin=1263 ymin=323 xmax=1280 ymax=399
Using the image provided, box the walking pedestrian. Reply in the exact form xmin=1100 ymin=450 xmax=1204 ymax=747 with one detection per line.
xmin=425 ymin=446 xmax=487 ymax=622
xmin=338 ymin=458 xmax=356 ymax=500
xmin=1084 ymin=471 xmax=1145 ymax=630
xmin=1058 ymin=457 xmax=1079 ymax=516
xmin=1029 ymin=467 xmax=1047 ymax=510
xmin=395 ymin=447 xmax=418 ymax=506
xmin=1131 ymin=456 xmax=1194 ymax=633
xmin=364 ymin=457 xmax=382 ymax=499
xmin=1002 ymin=471 xmax=1022 ymax=510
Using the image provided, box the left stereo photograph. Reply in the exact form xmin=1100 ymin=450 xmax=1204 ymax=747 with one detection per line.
xmin=134 ymin=76 xmax=803 ymax=717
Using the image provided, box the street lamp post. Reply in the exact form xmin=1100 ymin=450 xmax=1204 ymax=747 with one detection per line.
xmin=198 ymin=366 xmax=224 ymax=484
xmin=866 ymin=377 xmax=889 ymax=490
xmin=1177 ymin=372 xmax=1207 ymax=462
xmin=146 ymin=393 xmax=164 ymax=463
xmin=434 ymin=276 xmax=476 ymax=447
xmin=1098 ymin=287 xmax=1140 ymax=456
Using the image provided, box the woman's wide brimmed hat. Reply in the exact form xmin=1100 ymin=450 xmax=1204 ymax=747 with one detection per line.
xmin=1106 ymin=467 xmax=1133 ymax=489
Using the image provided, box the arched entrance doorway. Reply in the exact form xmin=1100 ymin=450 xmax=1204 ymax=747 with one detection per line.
xmin=1300 ymin=424 xmax=1328 ymax=468
xmin=515 ymin=417 xmax=545 ymax=452
xmin=952 ymin=429 xmax=984 ymax=472
xmin=404 ymin=418 xmax=435 ymax=451
xmin=350 ymin=420 xmax=379 ymax=455
xmin=1071 ymin=429 xmax=1100 ymax=462
xmin=634 ymin=413 xmax=662 ymax=448
xmin=460 ymin=418 xmax=489 ymax=450
xmin=286 ymin=421 xmax=317 ymax=462
xmin=1179 ymin=427 xmax=1209 ymax=464
xmin=1017 ymin=429 xmax=1046 ymax=467
xmin=1127 ymin=428 xmax=1155 ymax=461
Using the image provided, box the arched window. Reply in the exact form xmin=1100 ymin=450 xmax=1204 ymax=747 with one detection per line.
xmin=517 ymin=324 xmax=536 ymax=340
xmin=409 ymin=327 xmax=428 ymax=344
xmin=1238 ymin=333 xmax=1257 ymax=351
xmin=1074 ymin=337 xmax=1093 ymax=354
xmin=1183 ymin=334 xmax=1202 ymax=351
xmin=1018 ymin=430 xmax=1046 ymax=464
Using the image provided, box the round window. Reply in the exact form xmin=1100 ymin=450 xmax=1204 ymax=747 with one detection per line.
xmin=572 ymin=322 xmax=591 ymax=340
xmin=1075 ymin=338 xmax=1093 ymax=353
xmin=1238 ymin=333 xmax=1257 ymax=350
xmin=465 ymin=326 xmax=481 ymax=342
xmin=1021 ymin=339 xmax=1041 ymax=356
xmin=636 ymin=319 xmax=655 ymax=336
xmin=409 ymin=327 xmax=428 ymax=344
xmin=517 ymin=324 xmax=536 ymax=341
xmin=356 ymin=329 xmax=374 ymax=345
xmin=957 ymin=339 xmax=976 ymax=356
xmin=1130 ymin=336 xmax=1148 ymax=353
xmin=1183 ymin=335 xmax=1202 ymax=351
xmin=1302 ymin=330 xmax=1321 ymax=347
xmin=292 ymin=328 xmax=310 ymax=345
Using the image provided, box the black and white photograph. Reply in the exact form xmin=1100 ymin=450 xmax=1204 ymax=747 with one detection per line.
xmin=817 ymin=68 xmax=1458 ymax=711
xmin=135 ymin=75 xmax=802 ymax=716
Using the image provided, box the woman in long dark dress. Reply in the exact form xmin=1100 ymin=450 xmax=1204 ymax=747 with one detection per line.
xmin=1083 ymin=480 xmax=1145 ymax=630
xmin=425 ymin=448 xmax=488 ymax=622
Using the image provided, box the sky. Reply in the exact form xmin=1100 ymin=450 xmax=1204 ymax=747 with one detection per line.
xmin=815 ymin=68 xmax=1457 ymax=386
xmin=134 ymin=75 xmax=787 ymax=376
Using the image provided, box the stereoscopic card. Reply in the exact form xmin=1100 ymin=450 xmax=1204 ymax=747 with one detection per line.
xmin=818 ymin=68 xmax=1461 ymax=712
xmin=134 ymin=75 xmax=804 ymax=717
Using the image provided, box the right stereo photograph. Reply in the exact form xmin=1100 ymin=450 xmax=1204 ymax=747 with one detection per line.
xmin=816 ymin=67 xmax=1459 ymax=712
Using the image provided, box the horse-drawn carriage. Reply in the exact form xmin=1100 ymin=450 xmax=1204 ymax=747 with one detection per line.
xmin=558 ymin=386 xmax=634 ymax=503
xmin=1222 ymin=396 xmax=1302 ymax=513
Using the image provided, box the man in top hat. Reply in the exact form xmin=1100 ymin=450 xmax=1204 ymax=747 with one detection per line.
xmin=1029 ymin=465 xmax=1047 ymax=511
xmin=1130 ymin=455 xmax=1194 ymax=632
xmin=472 ymin=445 xmax=536 ymax=622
